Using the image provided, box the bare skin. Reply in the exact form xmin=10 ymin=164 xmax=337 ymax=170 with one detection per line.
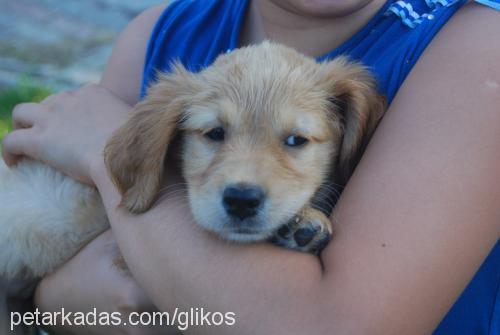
xmin=2 ymin=1 xmax=499 ymax=334
xmin=240 ymin=0 xmax=386 ymax=56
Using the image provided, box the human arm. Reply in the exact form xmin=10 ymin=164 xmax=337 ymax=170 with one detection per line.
xmin=34 ymin=231 xmax=170 ymax=335
xmin=90 ymin=3 xmax=500 ymax=334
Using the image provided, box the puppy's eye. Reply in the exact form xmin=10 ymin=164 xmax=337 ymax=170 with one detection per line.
xmin=205 ymin=127 xmax=225 ymax=141
xmin=284 ymin=135 xmax=308 ymax=147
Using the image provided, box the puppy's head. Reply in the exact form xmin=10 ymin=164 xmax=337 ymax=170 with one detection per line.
xmin=105 ymin=42 xmax=385 ymax=241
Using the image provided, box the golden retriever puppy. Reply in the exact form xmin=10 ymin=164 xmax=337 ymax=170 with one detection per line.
xmin=105 ymin=41 xmax=385 ymax=250
xmin=0 ymin=42 xmax=385 ymax=280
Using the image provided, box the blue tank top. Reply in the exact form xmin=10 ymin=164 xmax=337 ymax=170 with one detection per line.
xmin=141 ymin=1 xmax=500 ymax=333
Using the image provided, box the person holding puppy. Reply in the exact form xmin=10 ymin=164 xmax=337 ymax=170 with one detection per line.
xmin=2 ymin=0 xmax=499 ymax=334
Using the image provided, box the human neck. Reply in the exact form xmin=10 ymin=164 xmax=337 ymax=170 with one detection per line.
xmin=240 ymin=0 xmax=386 ymax=58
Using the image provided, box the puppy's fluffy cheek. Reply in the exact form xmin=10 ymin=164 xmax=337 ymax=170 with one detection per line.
xmin=182 ymin=138 xmax=224 ymax=230
xmin=261 ymin=143 xmax=336 ymax=226
xmin=266 ymin=185 xmax=314 ymax=225
xmin=290 ymin=142 xmax=337 ymax=184
xmin=188 ymin=188 xmax=224 ymax=232
xmin=273 ymin=151 xmax=329 ymax=218
xmin=181 ymin=136 xmax=216 ymax=181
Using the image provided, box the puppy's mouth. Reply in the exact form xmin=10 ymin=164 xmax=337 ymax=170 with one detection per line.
xmin=232 ymin=227 xmax=260 ymax=234
xmin=220 ymin=225 xmax=276 ymax=242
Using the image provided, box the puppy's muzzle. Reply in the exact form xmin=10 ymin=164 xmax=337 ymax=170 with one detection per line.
xmin=222 ymin=184 xmax=265 ymax=220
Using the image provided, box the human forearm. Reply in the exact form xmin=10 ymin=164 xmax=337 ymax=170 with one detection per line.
xmin=34 ymin=230 xmax=168 ymax=335
xmin=91 ymin=161 xmax=327 ymax=335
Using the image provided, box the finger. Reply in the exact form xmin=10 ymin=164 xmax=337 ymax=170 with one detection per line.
xmin=1 ymin=129 xmax=38 ymax=166
xmin=41 ymin=91 xmax=75 ymax=106
xmin=40 ymin=93 xmax=58 ymax=105
xmin=12 ymin=102 xmax=42 ymax=129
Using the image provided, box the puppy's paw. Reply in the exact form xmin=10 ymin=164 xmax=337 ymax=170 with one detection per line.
xmin=270 ymin=207 xmax=332 ymax=254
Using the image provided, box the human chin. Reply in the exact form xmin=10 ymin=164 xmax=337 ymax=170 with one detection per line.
xmin=270 ymin=0 xmax=376 ymax=17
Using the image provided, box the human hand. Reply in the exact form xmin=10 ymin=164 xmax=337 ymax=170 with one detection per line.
xmin=34 ymin=230 xmax=176 ymax=335
xmin=1 ymin=84 xmax=131 ymax=185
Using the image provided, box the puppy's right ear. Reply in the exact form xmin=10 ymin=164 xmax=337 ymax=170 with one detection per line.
xmin=104 ymin=64 xmax=198 ymax=213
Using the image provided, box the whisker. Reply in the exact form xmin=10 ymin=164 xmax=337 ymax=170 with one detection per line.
xmin=157 ymin=182 xmax=188 ymax=193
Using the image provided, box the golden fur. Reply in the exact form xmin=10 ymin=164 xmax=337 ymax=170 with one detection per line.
xmin=105 ymin=42 xmax=385 ymax=242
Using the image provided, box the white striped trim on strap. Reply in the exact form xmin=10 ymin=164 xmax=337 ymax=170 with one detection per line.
xmin=474 ymin=0 xmax=500 ymax=10
xmin=385 ymin=0 xmax=460 ymax=28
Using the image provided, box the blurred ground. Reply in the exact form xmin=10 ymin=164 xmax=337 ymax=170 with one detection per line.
xmin=0 ymin=0 xmax=167 ymax=90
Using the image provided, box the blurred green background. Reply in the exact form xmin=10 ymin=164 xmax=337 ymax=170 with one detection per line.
xmin=0 ymin=0 xmax=166 ymax=141
xmin=0 ymin=82 xmax=51 ymax=140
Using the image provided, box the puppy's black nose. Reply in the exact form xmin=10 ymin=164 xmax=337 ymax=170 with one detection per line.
xmin=223 ymin=185 xmax=265 ymax=220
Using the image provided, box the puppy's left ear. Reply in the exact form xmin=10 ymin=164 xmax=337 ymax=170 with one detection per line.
xmin=319 ymin=57 xmax=386 ymax=184
xmin=104 ymin=63 xmax=199 ymax=213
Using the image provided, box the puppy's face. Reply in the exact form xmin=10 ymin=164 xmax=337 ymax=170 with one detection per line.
xmin=181 ymin=62 xmax=342 ymax=241
xmin=105 ymin=42 xmax=385 ymax=242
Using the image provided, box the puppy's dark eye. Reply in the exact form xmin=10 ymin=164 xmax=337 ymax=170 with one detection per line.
xmin=284 ymin=135 xmax=308 ymax=147
xmin=205 ymin=127 xmax=225 ymax=141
